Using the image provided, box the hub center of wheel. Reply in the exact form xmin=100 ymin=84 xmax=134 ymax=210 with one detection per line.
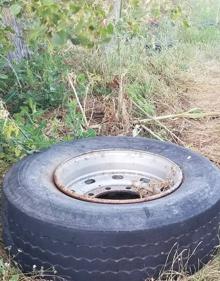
xmin=53 ymin=149 xmax=183 ymax=204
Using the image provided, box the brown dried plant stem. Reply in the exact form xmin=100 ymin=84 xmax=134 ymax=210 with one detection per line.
xmin=68 ymin=74 xmax=89 ymax=128
xmin=132 ymin=100 xmax=185 ymax=145
xmin=135 ymin=111 xmax=220 ymax=124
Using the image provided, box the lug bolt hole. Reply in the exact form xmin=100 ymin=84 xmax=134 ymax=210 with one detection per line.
xmin=105 ymin=187 xmax=111 ymax=190
xmin=112 ymin=175 xmax=124 ymax=180
xmin=88 ymin=193 xmax=94 ymax=196
xmin=140 ymin=178 xmax=150 ymax=183
xmin=85 ymin=179 xmax=95 ymax=185
xmin=126 ymin=186 xmax=131 ymax=190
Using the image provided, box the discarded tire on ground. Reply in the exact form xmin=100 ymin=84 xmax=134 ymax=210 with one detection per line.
xmin=2 ymin=137 xmax=220 ymax=281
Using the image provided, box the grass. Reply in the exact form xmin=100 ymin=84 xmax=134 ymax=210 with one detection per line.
xmin=1 ymin=0 xmax=220 ymax=280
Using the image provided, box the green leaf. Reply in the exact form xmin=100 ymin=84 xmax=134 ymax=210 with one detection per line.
xmin=9 ymin=274 xmax=19 ymax=281
xmin=70 ymin=35 xmax=94 ymax=47
xmin=52 ymin=31 xmax=68 ymax=45
xmin=106 ymin=23 xmax=114 ymax=34
xmin=170 ymin=6 xmax=182 ymax=21
xmin=42 ymin=0 xmax=54 ymax=5
xmin=10 ymin=4 xmax=22 ymax=16
xmin=0 ymin=74 xmax=8 ymax=80
xmin=83 ymin=128 xmax=96 ymax=138
xmin=131 ymin=0 xmax=140 ymax=7
xmin=69 ymin=4 xmax=81 ymax=14
xmin=77 ymin=73 xmax=87 ymax=84
xmin=182 ymin=19 xmax=190 ymax=28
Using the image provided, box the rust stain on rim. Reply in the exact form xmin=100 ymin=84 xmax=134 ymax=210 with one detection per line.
xmin=53 ymin=149 xmax=183 ymax=204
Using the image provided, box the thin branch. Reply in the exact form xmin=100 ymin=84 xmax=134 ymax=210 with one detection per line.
xmin=68 ymin=74 xmax=88 ymax=128
xmin=141 ymin=125 xmax=164 ymax=141
xmin=135 ymin=111 xmax=220 ymax=124
xmin=83 ymin=83 xmax=90 ymax=121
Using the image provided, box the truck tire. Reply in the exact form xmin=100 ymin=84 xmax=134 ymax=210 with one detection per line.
xmin=2 ymin=137 xmax=220 ymax=281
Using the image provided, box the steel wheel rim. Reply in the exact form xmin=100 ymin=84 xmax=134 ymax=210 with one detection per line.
xmin=53 ymin=149 xmax=183 ymax=204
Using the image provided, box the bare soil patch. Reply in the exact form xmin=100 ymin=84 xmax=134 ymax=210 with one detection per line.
xmin=180 ymin=61 xmax=220 ymax=166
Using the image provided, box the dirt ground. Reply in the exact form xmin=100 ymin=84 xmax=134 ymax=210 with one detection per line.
xmin=177 ymin=60 xmax=220 ymax=167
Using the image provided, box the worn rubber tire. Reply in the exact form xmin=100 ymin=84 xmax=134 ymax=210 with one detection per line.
xmin=2 ymin=137 xmax=220 ymax=281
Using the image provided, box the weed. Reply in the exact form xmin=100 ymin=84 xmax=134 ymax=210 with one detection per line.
xmin=0 ymin=51 xmax=69 ymax=112
xmin=0 ymin=258 xmax=20 ymax=281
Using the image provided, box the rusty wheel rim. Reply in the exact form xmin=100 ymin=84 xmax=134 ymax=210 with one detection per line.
xmin=53 ymin=149 xmax=183 ymax=204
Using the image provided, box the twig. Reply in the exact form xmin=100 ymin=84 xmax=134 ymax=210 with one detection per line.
xmin=131 ymin=100 xmax=185 ymax=145
xmin=118 ymin=73 xmax=127 ymax=122
xmin=88 ymin=100 xmax=95 ymax=126
xmin=68 ymin=74 xmax=88 ymax=127
xmin=83 ymin=84 xmax=90 ymax=114
xmin=135 ymin=111 xmax=220 ymax=124
xmin=141 ymin=125 xmax=164 ymax=141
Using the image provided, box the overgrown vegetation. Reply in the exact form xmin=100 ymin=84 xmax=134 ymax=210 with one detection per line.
xmin=1 ymin=0 xmax=220 ymax=280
